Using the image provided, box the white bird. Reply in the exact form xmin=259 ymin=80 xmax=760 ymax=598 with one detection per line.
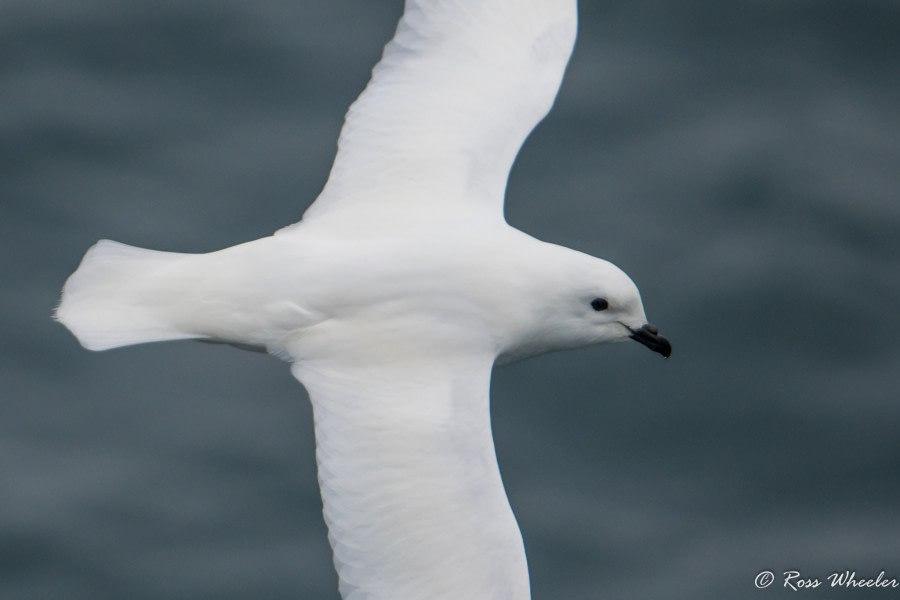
xmin=56 ymin=1 xmax=671 ymax=598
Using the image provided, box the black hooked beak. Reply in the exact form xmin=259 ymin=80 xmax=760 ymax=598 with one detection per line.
xmin=628 ymin=324 xmax=672 ymax=358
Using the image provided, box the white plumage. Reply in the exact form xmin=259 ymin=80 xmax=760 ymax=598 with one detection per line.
xmin=300 ymin=0 xmax=577 ymax=226
xmin=56 ymin=1 xmax=671 ymax=598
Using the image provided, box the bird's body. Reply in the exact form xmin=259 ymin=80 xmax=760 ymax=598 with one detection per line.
xmin=62 ymin=220 xmax=645 ymax=362
xmin=56 ymin=1 xmax=671 ymax=598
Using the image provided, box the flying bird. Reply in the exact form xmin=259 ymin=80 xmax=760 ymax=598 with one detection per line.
xmin=57 ymin=0 xmax=671 ymax=598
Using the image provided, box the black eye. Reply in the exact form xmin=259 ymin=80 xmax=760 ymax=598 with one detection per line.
xmin=591 ymin=297 xmax=609 ymax=311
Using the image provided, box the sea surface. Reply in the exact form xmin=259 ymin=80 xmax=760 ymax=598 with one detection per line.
xmin=2 ymin=1 xmax=899 ymax=598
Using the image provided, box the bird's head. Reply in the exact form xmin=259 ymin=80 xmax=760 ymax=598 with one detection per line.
xmin=577 ymin=256 xmax=671 ymax=358
xmin=498 ymin=245 xmax=671 ymax=362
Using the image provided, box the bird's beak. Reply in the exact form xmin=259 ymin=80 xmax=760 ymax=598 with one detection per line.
xmin=629 ymin=324 xmax=671 ymax=358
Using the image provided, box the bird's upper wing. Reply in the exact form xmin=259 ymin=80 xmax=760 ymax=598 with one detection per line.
xmin=295 ymin=0 xmax=577 ymax=228
xmin=289 ymin=354 xmax=529 ymax=598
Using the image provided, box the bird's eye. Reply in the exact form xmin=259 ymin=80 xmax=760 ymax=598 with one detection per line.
xmin=591 ymin=297 xmax=609 ymax=311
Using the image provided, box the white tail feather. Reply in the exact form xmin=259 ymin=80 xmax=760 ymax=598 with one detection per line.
xmin=55 ymin=240 xmax=200 ymax=351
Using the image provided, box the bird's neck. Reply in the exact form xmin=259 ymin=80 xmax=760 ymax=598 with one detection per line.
xmin=298 ymin=360 xmax=530 ymax=600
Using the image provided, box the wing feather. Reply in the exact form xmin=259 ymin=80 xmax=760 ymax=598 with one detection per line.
xmin=291 ymin=356 xmax=529 ymax=599
xmin=299 ymin=0 xmax=577 ymax=226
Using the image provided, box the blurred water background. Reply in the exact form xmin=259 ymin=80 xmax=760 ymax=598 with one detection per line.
xmin=2 ymin=1 xmax=899 ymax=598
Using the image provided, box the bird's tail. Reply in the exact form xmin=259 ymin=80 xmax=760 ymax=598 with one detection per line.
xmin=55 ymin=239 xmax=201 ymax=351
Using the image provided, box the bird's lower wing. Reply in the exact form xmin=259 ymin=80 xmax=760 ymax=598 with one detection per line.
xmin=294 ymin=0 xmax=578 ymax=230
xmin=290 ymin=355 xmax=529 ymax=599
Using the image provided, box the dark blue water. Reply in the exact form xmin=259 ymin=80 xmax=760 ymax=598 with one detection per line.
xmin=3 ymin=1 xmax=899 ymax=598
